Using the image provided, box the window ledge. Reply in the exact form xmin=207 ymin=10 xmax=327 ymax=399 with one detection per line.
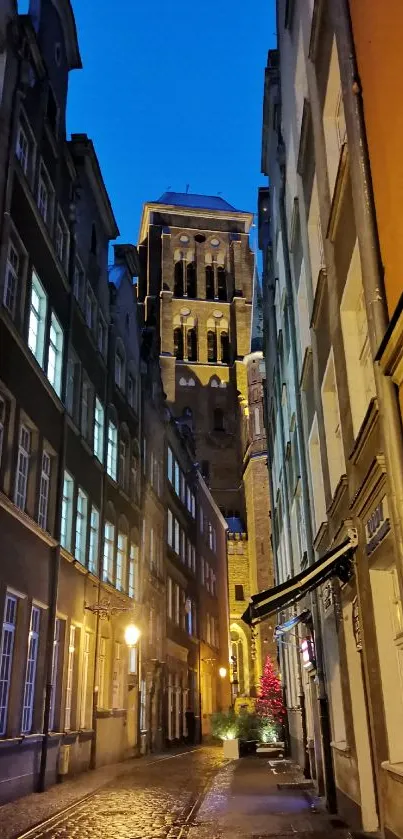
xmin=381 ymin=760 xmax=403 ymax=781
xmin=331 ymin=740 xmax=351 ymax=756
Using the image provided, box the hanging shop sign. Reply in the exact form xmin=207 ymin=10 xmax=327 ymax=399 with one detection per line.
xmin=365 ymin=496 xmax=391 ymax=556
xmin=352 ymin=596 xmax=362 ymax=651
xmin=322 ymin=580 xmax=334 ymax=615
xmin=300 ymin=637 xmax=316 ymax=670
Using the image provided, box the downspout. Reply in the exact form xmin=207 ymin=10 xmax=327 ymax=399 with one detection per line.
xmin=277 ymin=149 xmax=337 ymax=812
xmin=331 ymin=0 xmax=403 ymax=574
xmin=262 ymin=249 xmax=307 ymax=772
xmin=38 ymin=187 xmax=77 ymax=792
xmin=89 ymin=314 xmax=113 ymax=770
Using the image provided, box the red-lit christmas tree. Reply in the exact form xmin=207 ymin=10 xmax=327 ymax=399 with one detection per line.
xmin=256 ymin=655 xmax=285 ymax=724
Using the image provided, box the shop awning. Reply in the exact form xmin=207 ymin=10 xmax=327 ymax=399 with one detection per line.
xmin=242 ymin=529 xmax=358 ymax=627
xmin=274 ymin=609 xmax=311 ymax=639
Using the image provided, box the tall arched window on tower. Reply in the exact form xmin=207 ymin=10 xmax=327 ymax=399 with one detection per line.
xmin=174 ymin=261 xmax=184 ymax=297
xmin=207 ymin=330 xmax=217 ymax=363
xmin=186 ymin=263 xmax=196 ymax=298
xmin=221 ymin=332 xmax=230 ymax=364
xmin=173 ymin=327 xmax=184 ymax=360
xmin=217 ymin=267 xmax=227 ymax=301
xmin=187 ymin=328 xmax=197 ymax=362
xmin=205 ymin=266 xmax=214 ymax=300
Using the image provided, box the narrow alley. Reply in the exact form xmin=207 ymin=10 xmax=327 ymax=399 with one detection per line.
xmin=2 ymin=749 xmax=353 ymax=839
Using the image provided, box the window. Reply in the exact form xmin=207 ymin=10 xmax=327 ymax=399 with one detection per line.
xmin=16 ymin=124 xmax=29 ymax=173
xmin=107 ymin=421 xmax=118 ymax=480
xmin=167 ymin=446 xmax=173 ymax=483
xmin=64 ymin=624 xmax=75 ymax=730
xmin=0 ymin=594 xmax=17 ymax=735
xmin=49 ymin=618 xmax=61 ymax=731
xmin=15 ymin=425 xmax=30 ymax=511
xmin=22 ymin=606 xmax=40 ymax=733
xmin=207 ymin=331 xmax=217 ymax=363
xmin=116 ymin=531 xmax=127 ymax=591
xmin=88 ymin=507 xmax=99 ymax=573
xmin=38 ymin=451 xmax=50 ymax=530
xmin=4 ymin=241 xmax=20 ymax=316
xmin=129 ymin=543 xmax=139 ymax=599
xmin=119 ymin=438 xmax=127 ymax=490
xmin=323 ymin=38 xmax=345 ymax=197
xmin=66 ymin=349 xmax=80 ymax=420
xmin=142 ymin=436 xmax=147 ymax=475
xmin=112 ymin=643 xmax=123 ymax=710
xmin=340 ymin=243 xmax=376 ymax=438
xmin=80 ymin=632 xmax=91 ymax=729
xmin=115 ymin=348 xmax=125 ymax=389
xmin=187 ymin=328 xmax=197 ymax=362
xmin=75 ymin=488 xmax=88 ymax=565
xmin=85 ymin=286 xmax=96 ymax=331
xmin=81 ymin=376 xmax=93 ymax=443
xmin=321 ymin=351 xmax=345 ymax=498
xmin=130 ymin=452 xmax=138 ymax=500
xmin=98 ymin=315 xmax=107 ymax=357
xmin=217 ymin=266 xmax=227 ymax=301
xmin=174 ymin=260 xmax=184 ymax=296
xmin=174 ymin=518 xmax=180 ymax=554
xmin=167 ymin=578 xmax=173 ymax=620
xmin=186 ymin=262 xmax=196 ymax=297
xmin=102 ymin=521 xmax=115 ymax=582
xmin=167 ymin=508 xmax=173 ymax=547
xmin=28 ymin=272 xmax=47 ymax=366
xmin=235 ymin=584 xmax=244 ymax=601
xmin=98 ymin=637 xmax=107 ymax=709
xmin=308 ymin=416 xmax=327 ymax=535
xmin=55 ymin=212 xmax=69 ymax=269
xmin=93 ymin=398 xmax=104 ymax=462
xmin=37 ymin=167 xmax=50 ymax=224
xmin=128 ymin=374 xmax=136 ymax=409
xmin=213 ymin=408 xmax=224 ymax=432
xmin=254 ymin=406 xmax=261 ymax=436
xmin=73 ymin=261 xmax=85 ymax=307
xmin=205 ymin=265 xmax=214 ymax=299
xmin=221 ymin=332 xmax=230 ymax=364
xmin=173 ymin=327 xmax=184 ymax=360
xmin=0 ymin=396 xmax=5 ymax=469
xmin=174 ymin=460 xmax=180 ymax=496
xmin=61 ymin=471 xmax=74 ymax=551
xmin=47 ymin=312 xmax=63 ymax=396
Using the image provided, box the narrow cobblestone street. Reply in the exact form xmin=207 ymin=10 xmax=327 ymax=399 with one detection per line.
xmin=5 ymin=748 xmax=355 ymax=839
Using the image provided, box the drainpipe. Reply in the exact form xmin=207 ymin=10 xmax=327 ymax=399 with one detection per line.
xmin=262 ymin=254 xmax=308 ymax=774
xmin=277 ymin=151 xmax=337 ymax=812
xmin=38 ymin=189 xmax=77 ymax=792
xmin=331 ymin=0 xmax=403 ymax=574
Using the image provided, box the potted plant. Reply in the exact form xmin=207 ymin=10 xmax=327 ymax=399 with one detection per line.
xmin=211 ymin=709 xmax=240 ymax=758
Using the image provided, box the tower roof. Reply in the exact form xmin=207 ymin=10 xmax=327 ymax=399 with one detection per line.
xmin=155 ymin=192 xmax=239 ymax=213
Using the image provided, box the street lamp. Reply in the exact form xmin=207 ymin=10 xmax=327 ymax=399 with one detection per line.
xmin=219 ymin=666 xmax=227 ymax=679
xmin=125 ymin=623 xmax=141 ymax=647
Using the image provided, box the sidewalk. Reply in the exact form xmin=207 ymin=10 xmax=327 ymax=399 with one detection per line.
xmin=189 ymin=756 xmax=351 ymax=839
xmin=0 ymin=745 xmax=200 ymax=839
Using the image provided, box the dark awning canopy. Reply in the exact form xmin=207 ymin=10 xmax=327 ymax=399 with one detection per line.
xmin=274 ymin=609 xmax=311 ymax=640
xmin=242 ymin=530 xmax=358 ymax=627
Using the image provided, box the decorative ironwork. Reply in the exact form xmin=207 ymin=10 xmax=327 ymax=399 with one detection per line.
xmin=84 ymin=597 xmax=132 ymax=620
xmin=352 ymin=596 xmax=362 ymax=652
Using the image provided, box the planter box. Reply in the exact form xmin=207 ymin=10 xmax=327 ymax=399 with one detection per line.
xmin=223 ymin=738 xmax=239 ymax=759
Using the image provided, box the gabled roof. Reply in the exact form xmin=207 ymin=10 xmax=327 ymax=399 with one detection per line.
xmin=156 ymin=192 xmax=238 ymax=213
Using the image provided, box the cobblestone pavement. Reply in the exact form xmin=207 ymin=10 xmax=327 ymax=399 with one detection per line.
xmin=16 ymin=748 xmax=225 ymax=839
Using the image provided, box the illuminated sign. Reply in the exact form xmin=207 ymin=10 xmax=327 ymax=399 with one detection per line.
xmin=366 ymin=497 xmax=390 ymax=556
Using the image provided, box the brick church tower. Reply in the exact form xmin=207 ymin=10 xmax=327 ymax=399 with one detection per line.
xmin=138 ymin=192 xmax=275 ymax=695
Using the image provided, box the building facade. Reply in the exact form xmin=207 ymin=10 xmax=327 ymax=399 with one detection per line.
xmin=0 ymin=0 xmax=231 ymax=805
xmin=138 ymin=194 xmax=276 ymax=701
xmin=257 ymin=2 xmax=403 ymax=837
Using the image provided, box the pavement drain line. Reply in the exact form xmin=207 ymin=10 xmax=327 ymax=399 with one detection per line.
xmin=12 ymin=748 xmax=204 ymax=839
xmin=175 ymin=762 xmax=233 ymax=839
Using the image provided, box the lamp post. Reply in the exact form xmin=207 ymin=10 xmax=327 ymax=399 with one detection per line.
xmin=124 ymin=623 xmax=142 ymax=756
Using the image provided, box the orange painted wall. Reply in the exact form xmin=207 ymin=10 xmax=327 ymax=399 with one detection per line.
xmin=349 ymin=0 xmax=403 ymax=315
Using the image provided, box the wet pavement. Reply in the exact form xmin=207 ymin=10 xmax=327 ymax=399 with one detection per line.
xmin=5 ymin=748 xmax=353 ymax=839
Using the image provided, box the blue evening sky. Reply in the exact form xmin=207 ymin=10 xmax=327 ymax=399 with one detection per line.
xmin=67 ymin=2 xmax=275 ymax=244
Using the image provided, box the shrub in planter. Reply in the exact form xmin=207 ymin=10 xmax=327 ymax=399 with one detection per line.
xmin=211 ymin=709 xmax=238 ymax=741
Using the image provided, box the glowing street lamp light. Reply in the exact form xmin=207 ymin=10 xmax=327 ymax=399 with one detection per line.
xmin=124 ymin=623 xmax=141 ymax=648
xmin=219 ymin=666 xmax=227 ymax=679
